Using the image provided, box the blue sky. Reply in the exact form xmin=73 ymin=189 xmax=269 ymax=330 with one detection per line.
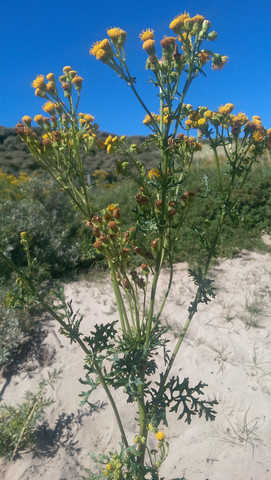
xmin=1 ymin=0 xmax=270 ymax=135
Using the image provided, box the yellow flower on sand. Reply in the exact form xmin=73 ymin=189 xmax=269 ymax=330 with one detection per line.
xmin=139 ymin=29 xmax=154 ymax=41
xmin=155 ymin=431 xmax=165 ymax=441
xmin=31 ymin=74 xmax=45 ymax=89
xmin=106 ymin=463 xmax=112 ymax=471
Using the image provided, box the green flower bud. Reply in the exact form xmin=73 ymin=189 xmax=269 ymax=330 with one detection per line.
xmin=208 ymin=30 xmax=218 ymax=41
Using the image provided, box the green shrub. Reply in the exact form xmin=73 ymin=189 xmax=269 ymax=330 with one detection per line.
xmin=0 ymin=370 xmax=59 ymax=460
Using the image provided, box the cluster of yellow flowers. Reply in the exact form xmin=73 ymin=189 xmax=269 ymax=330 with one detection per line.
xmin=16 ymin=67 xmax=101 ymax=156
xmin=103 ymin=134 xmax=125 ymax=154
xmin=90 ymin=11 xmax=227 ymax=76
xmin=31 ymin=66 xmax=83 ymax=99
xmin=183 ymin=103 xmax=271 ymax=143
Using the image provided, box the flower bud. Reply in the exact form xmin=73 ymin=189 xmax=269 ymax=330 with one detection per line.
xmin=208 ymin=30 xmax=218 ymax=41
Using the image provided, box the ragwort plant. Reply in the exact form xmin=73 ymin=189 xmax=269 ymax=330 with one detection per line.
xmin=1 ymin=9 xmax=271 ymax=480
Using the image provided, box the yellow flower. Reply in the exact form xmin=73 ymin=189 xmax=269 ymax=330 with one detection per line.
xmin=252 ymin=115 xmax=262 ymax=127
xmin=104 ymin=135 xmax=112 ymax=145
xmin=155 ymin=431 xmax=165 ymax=441
xmin=143 ymin=113 xmax=155 ymax=126
xmin=90 ymin=41 xmax=103 ymax=56
xmin=253 ymin=128 xmax=265 ymax=142
xmin=139 ymin=29 xmax=154 ymax=41
xmin=34 ymin=114 xmax=44 ymax=125
xmin=63 ymin=66 xmax=72 ymax=73
xmin=84 ymin=114 xmax=95 ymax=123
xmin=219 ymin=103 xmax=234 ymax=115
xmin=96 ymin=49 xmax=113 ymax=63
xmin=107 ymin=204 xmax=118 ymax=212
xmin=106 ymin=463 xmax=112 ymax=471
xmin=169 ymin=12 xmax=190 ymax=34
xmin=46 ymin=73 xmax=55 ymax=81
xmin=22 ymin=115 xmax=32 ymax=125
xmin=42 ymin=101 xmax=56 ymax=114
xmin=72 ymin=75 xmax=84 ymax=87
xmin=142 ymin=39 xmax=155 ymax=54
xmin=204 ymin=110 xmax=212 ymax=119
xmin=31 ymin=74 xmax=45 ymax=89
xmin=148 ymin=168 xmax=161 ymax=180
xmin=198 ymin=118 xmax=206 ymax=126
xmin=107 ymin=27 xmax=127 ymax=45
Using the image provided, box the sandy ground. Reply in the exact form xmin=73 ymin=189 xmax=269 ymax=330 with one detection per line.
xmin=1 ymin=248 xmax=271 ymax=480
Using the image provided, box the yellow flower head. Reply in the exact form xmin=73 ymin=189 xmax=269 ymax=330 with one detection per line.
xmin=42 ymin=101 xmax=56 ymax=114
xmin=99 ymin=39 xmax=113 ymax=53
xmin=198 ymin=118 xmax=206 ymax=126
xmin=204 ymin=110 xmax=212 ymax=119
xmin=90 ymin=41 xmax=103 ymax=56
xmin=142 ymin=39 xmax=156 ymax=54
xmin=252 ymin=115 xmax=262 ymax=127
xmin=22 ymin=115 xmax=32 ymax=125
xmin=31 ymin=74 xmax=45 ymax=89
xmin=107 ymin=204 xmax=118 ymax=212
xmin=63 ymin=66 xmax=72 ymax=73
xmin=148 ymin=168 xmax=161 ymax=180
xmin=84 ymin=114 xmax=95 ymax=123
xmin=46 ymin=73 xmax=55 ymax=81
xmin=96 ymin=49 xmax=113 ymax=63
xmin=143 ymin=113 xmax=155 ymax=126
xmin=104 ymin=135 xmax=112 ymax=145
xmin=35 ymin=88 xmax=46 ymax=98
xmin=106 ymin=463 xmax=112 ymax=471
xmin=219 ymin=103 xmax=234 ymax=115
xmin=107 ymin=27 xmax=127 ymax=46
xmin=139 ymin=29 xmax=154 ymax=41
xmin=252 ymin=127 xmax=265 ymax=142
xmin=34 ymin=114 xmax=44 ymax=125
xmin=72 ymin=75 xmax=83 ymax=87
xmin=155 ymin=431 xmax=165 ymax=441
xmin=169 ymin=12 xmax=190 ymax=34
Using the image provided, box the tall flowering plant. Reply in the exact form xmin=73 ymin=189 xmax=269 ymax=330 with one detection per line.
xmin=1 ymin=10 xmax=270 ymax=480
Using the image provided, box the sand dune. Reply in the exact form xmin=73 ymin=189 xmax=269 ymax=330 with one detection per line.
xmin=1 ymin=249 xmax=271 ymax=480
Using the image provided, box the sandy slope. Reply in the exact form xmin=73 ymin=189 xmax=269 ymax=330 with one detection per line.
xmin=1 ymin=250 xmax=271 ymax=480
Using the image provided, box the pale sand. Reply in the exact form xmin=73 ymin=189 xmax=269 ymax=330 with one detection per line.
xmin=1 ymin=249 xmax=271 ymax=480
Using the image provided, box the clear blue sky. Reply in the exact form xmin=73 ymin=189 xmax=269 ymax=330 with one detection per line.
xmin=1 ymin=0 xmax=270 ymax=135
